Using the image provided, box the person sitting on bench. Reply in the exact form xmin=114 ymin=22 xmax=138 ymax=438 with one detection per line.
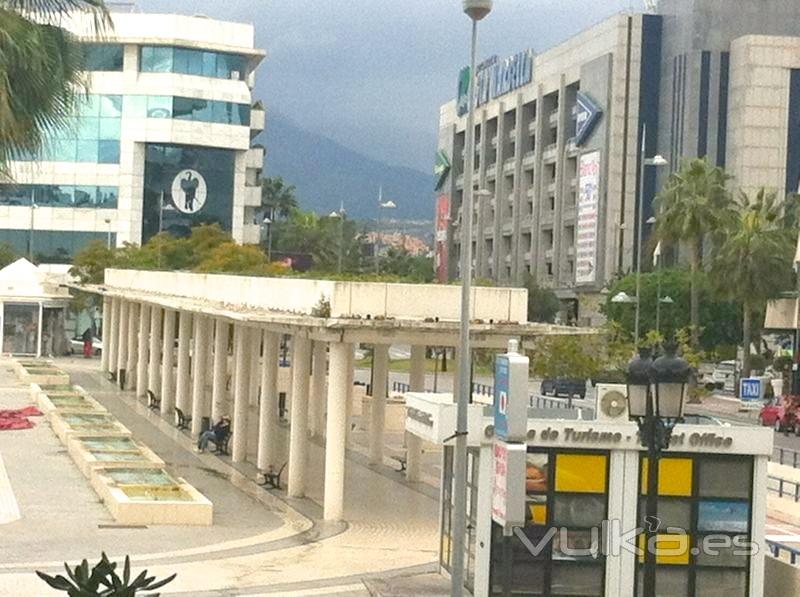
xmin=196 ymin=416 xmax=231 ymax=453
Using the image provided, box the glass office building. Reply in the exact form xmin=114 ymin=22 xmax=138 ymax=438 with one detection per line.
xmin=0 ymin=11 xmax=265 ymax=261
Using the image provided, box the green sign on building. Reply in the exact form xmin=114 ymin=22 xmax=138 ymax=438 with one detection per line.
xmin=434 ymin=150 xmax=452 ymax=191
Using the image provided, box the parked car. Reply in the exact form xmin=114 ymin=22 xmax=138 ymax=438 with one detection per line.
xmin=69 ymin=336 xmax=103 ymax=356
xmin=759 ymin=395 xmax=800 ymax=435
xmin=540 ymin=378 xmax=586 ymax=399
xmin=711 ymin=360 xmax=737 ymax=392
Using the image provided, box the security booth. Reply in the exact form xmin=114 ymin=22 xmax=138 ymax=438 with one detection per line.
xmin=0 ymin=258 xmax=71 ymax=357
xmin=405 ymin=392 xmax=772 ymax=597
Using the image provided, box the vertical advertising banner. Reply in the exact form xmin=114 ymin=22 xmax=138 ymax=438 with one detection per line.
xmin=435 ymin=195 xmax=450 ymax=283
xmin=576 ymin=151 xmax=601 ymax=285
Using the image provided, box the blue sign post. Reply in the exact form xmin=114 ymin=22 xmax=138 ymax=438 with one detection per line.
xmin=494 ymin=355 xmax=510 ymax=438
xmin=740 ymin=378 xmax=763 ymax=401
xmin=493 ymin=340 xmax=529 ymax=441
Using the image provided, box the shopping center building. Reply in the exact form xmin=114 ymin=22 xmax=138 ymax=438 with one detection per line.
xmin=435 ymin=0 xmax=800 ymax=325
xmin=0 ymin=11 xmax=265 ymax=260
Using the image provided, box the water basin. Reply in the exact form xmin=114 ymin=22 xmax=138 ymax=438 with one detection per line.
xmin=81 ymin=437 xmax=138 ymax=451
xmin=120 ymin=485 xmax=194 ymax=502
xmin=61 ymin=414 xmax=114 ymax=425
xmin=107 ymin=468 xmax=176 ymax=486
xmin=39 ymin=385 xmax=73 ymax=392
xmin=90 ymin=451 xmax=149 ymax=462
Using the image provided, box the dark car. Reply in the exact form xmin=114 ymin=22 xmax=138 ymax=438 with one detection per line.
xmin=540 ymin=378 xmax=586 ymax=399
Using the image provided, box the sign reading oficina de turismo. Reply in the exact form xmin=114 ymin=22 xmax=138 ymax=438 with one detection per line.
xmin=575 ymin=151 xmax=601 ymax=285
xmin=457 ymin=49 xmax=534 ymax=116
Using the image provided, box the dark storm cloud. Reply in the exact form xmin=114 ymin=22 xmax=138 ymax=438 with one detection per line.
xmin=137 ymin=0 xmax=626 ymax=171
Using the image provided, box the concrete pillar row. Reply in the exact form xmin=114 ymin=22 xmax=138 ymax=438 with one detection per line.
xmin=175 ymin=311 xmax=192 ymax=415
xmin=211 ymin=319 xmax=229 ymax=422
xmin=323 ymin=341 xmax=353 ymax=521
xmin=116 ymin=300 xmax=129 ymax=381
xmin=125 ymin=302 xmax=139 ymax=389
xmin=288 ymin=335 xmax=312 ymax=498
xmin=100 ymin=296 xmax=111 ymax=372
xmin=148 ymin=306 xmax=162 ymax=398
xmin=309 ymin=341 xmax=328 ymax=437
xmin=257 ymin=330 xmax=280 ymax=472
xmin=369 ymin=344 xmax=389 ymax=466
xmin=232 ymin=325 xmax=252 ymax=463
xmin=106 ymin=297 xmax=120 ymax=375
xmin=345 ymin=345 xmax=355 ymax=447
xmin=190 ymin=316 xmax=211 ymax=438
xmin=405 ymin=344 xmax=427 ymax=482
xmin=135 ymin=304 xmax=150 ymax=399
xmin=161 ymin=309 xmax=177 ymax=416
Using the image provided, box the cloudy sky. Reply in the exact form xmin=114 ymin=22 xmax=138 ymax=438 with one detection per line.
xmin=138 ymin=0 xmax=628 ymax=173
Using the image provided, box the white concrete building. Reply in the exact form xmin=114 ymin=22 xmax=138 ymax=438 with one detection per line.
xmin=0 ymin=11 xmax=265 ymax=260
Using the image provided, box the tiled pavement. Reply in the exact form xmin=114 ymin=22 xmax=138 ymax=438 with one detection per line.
xmin=0 ymin=357 xmax=447 ymax=595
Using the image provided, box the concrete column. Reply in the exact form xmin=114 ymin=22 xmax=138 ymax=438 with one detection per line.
xmin=175 ymin=311 xmax=192 ymax=413
xmin=232 ymin=326 xmax=252 ymax=463
xmin=406 ymin=344 xmax=426 ymax=482
xmin=135 ymin=304 xmax=150 ymax=398
xmin=250 ymin=331 xmax=262 ymax=407
xmin=211 ymin=319 xmax=229 ymax=421
xmin=160 ymin=309 xmax=176 ymax=416
xmin=369 ymin=344 xmax=389 ymax=466
xmin=345 ymin=345 xmax=355 ymax=446
xmin=288 ymin=335 xmax=312 ymax=497
xmin=100 ymin=296 xmax=111 ymax=372
xmin=107 ymin=298 xmax=120 ymax=374
xmin=116 ymin=300 xmax=129 ymax=380
xmin=258 ymin=330 xmax=280 ymax=472
xmin=310 ymin=341 xmax=327 ymax=437
xmin=125 ymin=303 xmax=139 ymax=388
xmin=324 ymin=341 xmax=353 ymax=521
xmin=148 ymin=306 xmax=162 ymax=397
xmin=191 ymin=316 xmax=210 ymax=438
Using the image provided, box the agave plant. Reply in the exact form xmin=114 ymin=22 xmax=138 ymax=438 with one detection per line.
xmin=36 ymin=553 xmax=176 ymax=596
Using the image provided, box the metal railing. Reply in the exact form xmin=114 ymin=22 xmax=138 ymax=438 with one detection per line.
xmin=773 ymin=446 xmax=800 ymax=469
xmin=529 ymin=394 xmax=574 ymax=410
xmin=767 ymin=540 xmax=800 ymax=566
xmin=767 ymin=475 xmax=800 ymax=502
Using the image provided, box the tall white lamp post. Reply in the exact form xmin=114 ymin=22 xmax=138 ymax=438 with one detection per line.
xmin=453 ymin=1 xmax=492 ymax=595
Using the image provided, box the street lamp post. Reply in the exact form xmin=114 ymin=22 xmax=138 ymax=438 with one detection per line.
xmin=262 ymin=212 xmax=273 ymax=261
xmin=104 ymin=217 xmax=113 ymax=250
xmin=453 ymin=2 xmax=492 ymax=595
xmin=625 ymin=343 xmax=691 ymax=597
xmin=329 ymin=202 xmax=346 ymax=274
xmin=634 ymin=124 xmax=668 ymax=347
xmin=375 ymin=196 xmax=397 ymax=273
xmin=28 ymin=199 xmax=38 ymax=262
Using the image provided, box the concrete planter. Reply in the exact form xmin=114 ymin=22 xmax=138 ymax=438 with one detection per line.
xmin=67 ymin=434 xmax=164 ymax=479
xmin=13 ymin=359 xmax=69 ymax=386
xmin=49 ymin=411 xmax=131 ymax=444
xmin=91 ymin=467 xmax=213 ymax=526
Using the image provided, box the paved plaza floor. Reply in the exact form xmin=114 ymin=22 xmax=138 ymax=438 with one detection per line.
xmin=0 ymin=357 xmax=446 ymax=595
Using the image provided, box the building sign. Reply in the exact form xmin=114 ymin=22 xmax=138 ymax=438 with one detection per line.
xmin=457 ymin=50 xmax=534 ymax=117
xmin=171 ymin=169 xmax=207 ymax=214
xmin=435 ymin=195 xmax=450 ymax=283
xmin=434 ymin=150 xmax=451 ymax=191
xmin=493 ymin=345 xmax=528 ymax=441
xmin=573 ymin=91 xmax=603 ymax=146
xmin=740 ymin=378 xmax=764 ymax=401
xmin=575 ymin=151 xmax=601 ymax=285
xmin=142 ymin=143 xmax=235 ymax=243
xmin=491 ymin=439 xmax=527 ymax=528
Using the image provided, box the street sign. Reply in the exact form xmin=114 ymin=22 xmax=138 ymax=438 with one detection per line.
xmin=493 ymin=340 xmax=529 ymax=441
xmin=491 ymin=439 xmax=527 ymax=528
xmin=740 ymin=378 xmax=763 ymax=401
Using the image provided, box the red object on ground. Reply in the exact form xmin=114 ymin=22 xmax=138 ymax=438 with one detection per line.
xmin=83 ymin=339 xmax=93 ymax=358
xmin=0 ymin=406 xmax=43 ymax=431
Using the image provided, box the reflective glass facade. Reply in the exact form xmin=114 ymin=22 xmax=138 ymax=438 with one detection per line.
xmin=17 ymin=94 xmax=122 ymax=164
xmin=140 ymin=45 xmax=247 ymax=80
xmin=82 ymin=43 xmax=124 ymax=71
xmin=0 ymin=185 xmax=118 ymax=208
xmin=142 ymin=143 xmax=235 ymax=242
xmin=1 ymin=230 xmax=114 ymax=262
xmin=123 ymin=95 xmax=250 ymax=126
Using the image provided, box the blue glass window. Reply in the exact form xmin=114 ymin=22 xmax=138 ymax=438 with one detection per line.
xmin=140 ymin=46 xmax=173 ymax=72
xmin=0 ymin=184 xmax=117 ymax=208
xmin=82 ymin=44 xmax=124 ymax=71
xmin=146 ymin=96 xmax=173 ymax=119
xmin=0 ymin=186 xmax=33 ymax=206
xmin=76 ymin=140 xmax=99 ymax=163
xmin=97 ymin=141 xmax=120 ymax=164
xmin=123 ymin=95 xmax=147 ymax=118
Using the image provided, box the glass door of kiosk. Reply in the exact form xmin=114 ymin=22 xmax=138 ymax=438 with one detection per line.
xmin=2 ymin=303 xmax=40 ymax=355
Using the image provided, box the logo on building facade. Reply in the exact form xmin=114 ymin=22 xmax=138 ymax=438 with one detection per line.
xmin=434 ymin=150 xmax=451 ymax=191
xmin=574 ymin=91 xmax=603 ymax=146
xmin=457 ymin=49 xmax=534 ymax=117
xmin=576 ymin=151 xmax=601 ymax=285
xmin=171 ymin=169 xmax=207 ymax=214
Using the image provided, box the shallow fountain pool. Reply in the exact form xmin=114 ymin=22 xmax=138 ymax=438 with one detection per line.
xmin=61 ymin=413 xmax=114 ymax=425
xmin=121 ymin=485 xmax=194 ymax=502
xmin=107 ymin=468 xmax=176 ymax=486
xmin=80 ymin=437 xmax=138 ymax=451
xmin=90 ymin=451 xmax=148 ymax=462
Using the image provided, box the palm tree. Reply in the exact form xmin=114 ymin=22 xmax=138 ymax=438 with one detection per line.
xmin=0 ymin=0 xmax=109 ymax=173
xmin=653 ymin=158 xmax=733 ymax=346
xmin=711 ymin=188 xmax=795 ymax=377
xmin=260 ymin=176 xmax=298 ymax=220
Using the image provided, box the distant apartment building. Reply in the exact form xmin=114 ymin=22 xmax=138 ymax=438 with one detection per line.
xmin=0 ymin=11 xmax=265 ymax=261
xmin=435 ymin=0 xmax=800 ymax=325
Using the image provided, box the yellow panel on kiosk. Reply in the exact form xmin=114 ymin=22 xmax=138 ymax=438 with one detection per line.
xmin=528 ymin=503 xmax=547 ymax=525
xmin=641 ymin=457 xmax=693 ymax=497
xmin=638 ymin=533 xmax=691 ymax=565
xmin=555 ymin=453 xmax=607 ymax=493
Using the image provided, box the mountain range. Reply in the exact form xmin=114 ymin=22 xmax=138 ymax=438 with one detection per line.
xmin=261 ymin=113 xmax=436 ymax=221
